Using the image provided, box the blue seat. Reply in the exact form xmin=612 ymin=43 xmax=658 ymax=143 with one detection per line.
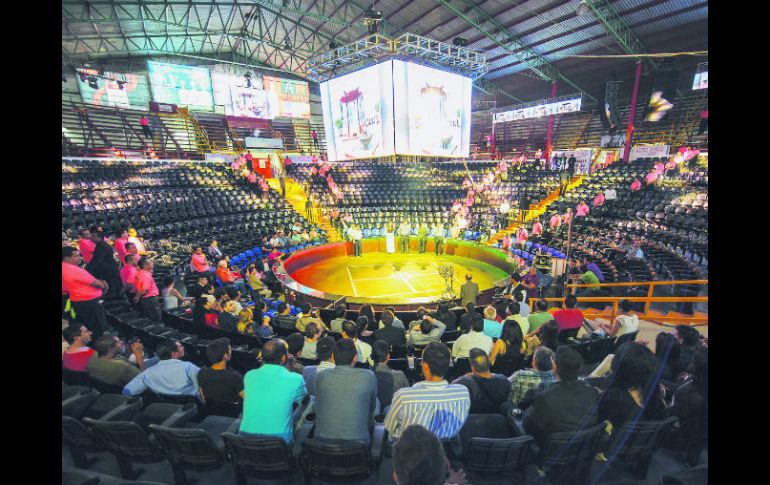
xmin=215 ymin=276 xmax=224 ymax=288
xmin=290 ymin=305 xmax=301 ymax=316
xmin=464 ymin=230 xmax=472 ymax=239
xmin=525 ymin=241 xmax=533 ymax=249
xmin=513 ymin=248 xmax=521 ymax=255
xmin=363 ymin=229 xmax=372 ymax=238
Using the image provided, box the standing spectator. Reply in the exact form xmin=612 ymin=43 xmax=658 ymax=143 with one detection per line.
xmin=88 ymin=334 xmax=146 ymax=388
xmin=521 ymin=266 xmax=540 ymax=302
xmin=384 ymin=343 xmax=470 ymax=440
xmin=134 ymin=257 xmax=161 ymax=322
xmin=575 ymin=200 xmax=590 ymax=218
xmin=314 ymin=339 xmax=378 ymax=445
xmin=191 ymin=247 xmax=210 ymax=274
xmin=508 ymin=346 xmax=557 ymax=407
xmin=240 ymin=339 xmax=307 ymax=444
xmin=197 ymin=338 xmax=244 ymax=406
xmin=311 ymin=129 xmax=319 ymax=149
xmin=78 ymin=228 xmax=96 ymax=264
xmin=139 ymin=114 xmax=152 ymax=138
xmin=62 ymin=325 xmax=95 ymax=372
xmin=452 ymin=349 xmax=511 ymax=414
xmin=86 ymin=228 xmax=122 ymax=298
xmin=559 ymin=170 xmax=570 ymax=196
xmin=123 ymin=341 xmax=200 ymax=397
xmin=630 ymin=178 xmax=642 ymax=191
xmin=62 ymin=247 xmax=109 ymax=337
xmin=460 ymin=274 xmax=479 ymax=307
xmin=522 ymin=346 xmax=600 ymax=445
xmin=593 ymin=191 xmax=605 ymax=207
xmin=451 ymin=314 xmax=493 ymax=359
xmin=371 ymin=340 xmax=410 ymax=414
xmin=113 ymin=228 xmax=129 ymax=265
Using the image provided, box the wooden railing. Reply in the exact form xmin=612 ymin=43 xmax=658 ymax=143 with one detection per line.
xmin=532 ymin=279 xmax=708 ymax=326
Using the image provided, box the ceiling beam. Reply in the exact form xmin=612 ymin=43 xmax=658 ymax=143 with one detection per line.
xmin=585 ymin=0 xmax=658 ymax=71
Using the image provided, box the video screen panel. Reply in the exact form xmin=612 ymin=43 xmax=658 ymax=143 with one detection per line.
xmin=692 ymin=71 xmax=708 ymax=90
xmin=263 ymin=76 xmax=311 ymax=119
xmin=211 ymin=72 xmax=271 ymax=118
xmin=76 ymin=68 xmax=150 ymax=110
xmin=320 ymin=62 xmax=395 ymax=161
xmin=147 ymin=61 xmax=214 ymax=111
xmin=393 ymin=60 xmax=472 ymax=157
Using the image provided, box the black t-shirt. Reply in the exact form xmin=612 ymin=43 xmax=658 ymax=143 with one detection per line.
xmin=453 ymin=374 xmax=511 ymax=414
xmin=197 ymin=367 xmax=244 ymax=404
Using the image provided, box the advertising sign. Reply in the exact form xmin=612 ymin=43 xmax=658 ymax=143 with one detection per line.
xmin=494 ymin=97 xmax=582 ymax=123
xmin=77 ymin=68 xmax=150 ymax=109
xmin=629 ymin=145 xmax=670 ymax=160
xmin=147 ymin=61 xmax=214 ymax=111
xmin=392 ymin=60 xmax=472 ymax=157
xmin=692 ymin=71 xmax=708 ymax=90
xmin=320 ymin=61 xmax=395 ymax=161
xmin=263 ymin=76 xmax=311 ymax=119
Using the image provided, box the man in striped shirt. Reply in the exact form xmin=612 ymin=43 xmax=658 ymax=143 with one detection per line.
xmin=384 ymin=342 xmax=470 ymax=441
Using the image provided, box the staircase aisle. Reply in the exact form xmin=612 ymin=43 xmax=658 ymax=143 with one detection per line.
xmin=266 ymin=177 xmax=343 ymax=242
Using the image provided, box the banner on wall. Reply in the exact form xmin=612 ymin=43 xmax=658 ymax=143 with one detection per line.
xmin=550 ymin=149 xmax=594 ymax=174
xmin=629 ymin=145 xmax=670 ymax=159
xmin=263 ymin=76 xmax=311 ymax=119
xmin=493 ymin=96 xmax=582 ymax=123
xmin=77 ymin=68 xmax=150 ymax=110
xmin=149 ymin=101 xmax=178 ymax=114
xmin=147 ymin=61 xmax=214 ymax=111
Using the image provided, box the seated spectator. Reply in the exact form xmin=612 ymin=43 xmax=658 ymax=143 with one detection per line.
xmin=342 ymin=320 xmax=373 ymax=366
xmin=359 ymin=305 xmax=376 ymax=331
xmin=514 ymin=291 xmax=530 ymax=317
xmin=357 ymin=315 xmax=374 ymax=339
xmin=191 ymin=247 xmax=210 ymax=274
xmin=503 ymin=301 xmax=530 ymax=335
xmin=193 ymin=295 xmax=219 ymax=328
xmin=285 ymin=333 xmax=306 ymax=375
xmin=407 ymin=307 xmax=433 ymax=332
xmin=197 ymin=338 xmax=244 ymax=406
xmin=302 ymin=336 xmax=337 ymax=396
xmin=598 ymin=300 xmax=638 ymax=337
xmin=451 ymin=313 xmax=493 ymax=358
xmin=302 ymin=323 xmax=322 ymax=360
xmin=552 ymin=295 xmax=584 ymax=333
xmin=670 ymin=347 xmax=708 ymax=422
xmin=217 ymin=300 xmax=239 ymax=333
xmin=246 ymin=265 xmax=272 ymax=299
xmin=237 ymin=308 xmax=256 ymax=336
xmin=528 ymin=299 xmax=554 ymax=334
xmin=123 ymin=341 xmax=200 ymax=397
xmin=296 ymin=302 xmax=326 ymax=333
xmin=375 ymin=310 xmax=407 ymax=347
xmin=379 ymin=306 xmax=405 ymax=330
xmin=523 ymin=346 xmax=600 ymax=445
xmin=161 ymin=276 xmax=191 ymax=310
xmin=489 ymin=319 xmax=524 ymax=367
xmin=216 ymin=260 xmax=248 ymax=295
xmin=371 ymin=340 xmax=409 ymax=414
xmin=655 ymin=332 xmax=682 ymax=382
xmin=407 ymin=315 xmax=446 ymax=347
xmin=225 ymin=287 xmax=243 ymax=314
xmin=432 ymin=302 xmax=458 ymax=331
xmin=392 ymin=425 xmax=466 ymax=485
xmin=240 ymin=339 xmax=307 ymax=444
xmin=509 ymin=346 xmax=557 ymax=408
xmin=459 ymin=302 xmax=477 ymax=334
xmin=582 ymin=257 xmax=605 ymax=282
xmin=675 ymin=325 xmax=702 ymax=372
xmin=88 ymin=334 xmax=145 ymax=388
xmin=385 ymin=342 xmax=470 ymax=440
xmin=482 ymin=305 xmax=502 ymax=338
xmin=598 ymin=342 xmax=667 ymax=429
xmin=314 ymin=339 xmax=378 ymax=445
xmin=212 ymin=288 xmax=229 ymax=312
xmin=207 ymin=239 xmax=224 ymax=262
xmin=452 ymin=349 xmax=511 ymax=414
xmin=329 ymin=303 xmax=348 ymax=333
xmin=62 ymin=325 xmax=95 ymax=372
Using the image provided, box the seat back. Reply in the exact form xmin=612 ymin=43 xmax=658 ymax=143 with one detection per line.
xmin=222 ymin=432 xmax=296 ymax=477
xmin=463 ymin=435 xmax=534 ymax=480
xmin=609 ymin=416 xmax=677 ymax=460
xmin=301 ymin=439 xmax=371 ymax=482
xmin=539 ymin=420 xmax=608 ymax=479
xmin=62 ymin=367 xmax=93 ymax=387
xmin=614 ymin=330 xmax=639 ymax=350
xmin=62 ymin=387 xmax=99 ymax=418
xmin=87 ymin=419 xmax=162 ymax=462
xmin=62 ymin=415 xmax=100 ymax=450
xmin=149 ymin=424 xmax=224 ymax=471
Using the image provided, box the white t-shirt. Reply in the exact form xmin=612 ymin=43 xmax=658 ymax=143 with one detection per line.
xmin=615 ymin=314 xmax=639 ymax=337
xmin=605 ymin=189 xmax=617 ymax=200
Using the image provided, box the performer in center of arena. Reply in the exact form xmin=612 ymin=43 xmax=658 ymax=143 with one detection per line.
xmin=350 ymin=224 xmax=363 ymax=257
xmin=398 ymin=220 xmax=411 ymax=253
xmin=385 ymin=221 xmax=396 ymax=254
xmin=418 ymin=223 xmax=429 ymax=254
xmin=432 ymin=222 xmax=445 ymax=255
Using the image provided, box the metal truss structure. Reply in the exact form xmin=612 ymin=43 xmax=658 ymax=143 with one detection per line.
xmin=306 ymin=32 xmax=487 ymax=82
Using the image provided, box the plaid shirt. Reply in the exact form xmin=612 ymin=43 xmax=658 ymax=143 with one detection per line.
xmin=508 ymin=369 xmax=557 ymax=405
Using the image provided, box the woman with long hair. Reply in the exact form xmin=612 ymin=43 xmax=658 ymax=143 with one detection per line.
xmin=489 ymin=319 xmax=524 ymax=374
xmin=539 ymin=320 xmax=560 ymax=351
xmin=359 ymin=305 xmax=376 ymax=334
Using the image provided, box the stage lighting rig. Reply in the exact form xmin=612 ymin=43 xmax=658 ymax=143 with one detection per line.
xmin=363 ymin=9 xmax=383 ymax=35
xmin=452 ymin=37 xmax=468 ymax=47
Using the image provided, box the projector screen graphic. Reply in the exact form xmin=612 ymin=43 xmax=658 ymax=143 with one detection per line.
xmin=320 ymin=62 xmax=395 ymax=161
xmin=147 ymin=61 xmax=214 ymax=111
xmin=393 ymin=60 xmax=472 ymax=157
xmin=263 ymin=76 xmax=311 ymax=119
xmin=76 ymin=68 xmax=150 ymax=110
xmin=211 ymin=72 xmax=271 ymax=118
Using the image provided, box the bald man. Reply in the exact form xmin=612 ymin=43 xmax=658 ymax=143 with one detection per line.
xmin=460 ymin=274 xmax=479 ymax=307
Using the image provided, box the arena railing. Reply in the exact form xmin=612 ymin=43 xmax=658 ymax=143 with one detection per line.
xmin=532 ymin=279 xmax=708 ymax=326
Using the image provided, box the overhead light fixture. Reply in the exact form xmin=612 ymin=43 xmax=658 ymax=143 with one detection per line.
xmin=363 ymin=9 xmax=383 ymax=35
xmin=577 ymin=1 xmax=591 ymax=16
xmin=452 ymin=37 xmax=468 ymax=47
xmin=329 ymin=39 xmax=339 ymax=50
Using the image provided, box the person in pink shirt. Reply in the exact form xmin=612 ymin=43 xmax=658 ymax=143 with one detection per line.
xmin=120 ymin=254 xmax=139 ymax=297
xmin=113 ymin=228 xmax=129 ymax=264
xmin=576 ymin=201 xmax=590 ymax=217
xmin=62 ymin=324 xmax=95 ymax=372
xmin=268 ymin=248 xmax=284 ymax=263
xmin=645 ymin=169 xmax=658 ymax=186
xmin=78 ymin=228 xmax=96 ymax=264
xmin=563 ymin=208 xmax=573 ymax=225
xmin=593 ymin=192 xmax=605 ymax=207
xmin=191 ymin=247 xmax=210 ymax=274
xmin=654 ymin=161 xmax=665 ymax=175
xmin=516 ymin=227 xmax=528 ymax=248
xmin=247 ymin=171 xmax=257 ymax=184
xmin=549 ymin=213 xmax=561 ymax=230
xmin=135 ymin=257 xmax=161 ymax=321
xmin=501 ymin=234 xmax=512 ymax=251
xmin=62 ymin=247 xmax=109 ymax=336
xmin=532 ymin=220 xmax=543 ymax=241
xmin=630 ymin=178 xmax=642 ymax=191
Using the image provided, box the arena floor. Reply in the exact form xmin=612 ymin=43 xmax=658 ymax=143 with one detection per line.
xmin=289 ymin=252 xmax=510 ymax=301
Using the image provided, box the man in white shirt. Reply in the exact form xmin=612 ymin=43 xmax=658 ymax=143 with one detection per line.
xmin=451 ymin=314 xmax=493 ymax=358
xmin=342 ymin=320 xmax=372 ymax=366
xmin=350 ymin=225 xmax=363 ymax=257
xmin=605 ymin=188 xmax=617 ymax=200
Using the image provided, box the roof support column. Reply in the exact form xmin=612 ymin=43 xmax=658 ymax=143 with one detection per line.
xmin=545 ymin=81 xmax=558 ymax=162
xmin=623 ymin=61 xmax=643 ymax=163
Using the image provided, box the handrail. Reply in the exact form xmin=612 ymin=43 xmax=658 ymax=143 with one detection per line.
xmin=567 ymin=279 xmax=708 ymax=288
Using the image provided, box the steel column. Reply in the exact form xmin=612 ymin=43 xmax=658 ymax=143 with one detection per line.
xmin=545 ymin=81 xmax=558 ymax=162
xmin=623 ymin=62 xmax=643 ymax=163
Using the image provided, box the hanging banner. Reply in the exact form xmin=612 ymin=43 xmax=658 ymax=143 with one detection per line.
xmin=629 ymin=145 xmax=670 ymax=159
xmin=493 ymin=95 xmax=582 ymax=123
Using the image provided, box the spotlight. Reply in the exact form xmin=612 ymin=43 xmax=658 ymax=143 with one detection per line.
xmin=576 ymin=0 xmax=591 ymax=16
xmin=452 ymin=37 xmax=468 ymax=47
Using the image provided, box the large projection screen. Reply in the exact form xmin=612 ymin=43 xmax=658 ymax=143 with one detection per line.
xmin=77 ymin=69 xmax=150 ymax=110
xmin=393 ymin=60 xmax=472 ymax=157
xmin=320 ymin=62 xmax=395 ymax=161
xmin=211 ymin=72 xmax=271 ymax=118
xmin=147 ymin=61 xmax=214 ymax=111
